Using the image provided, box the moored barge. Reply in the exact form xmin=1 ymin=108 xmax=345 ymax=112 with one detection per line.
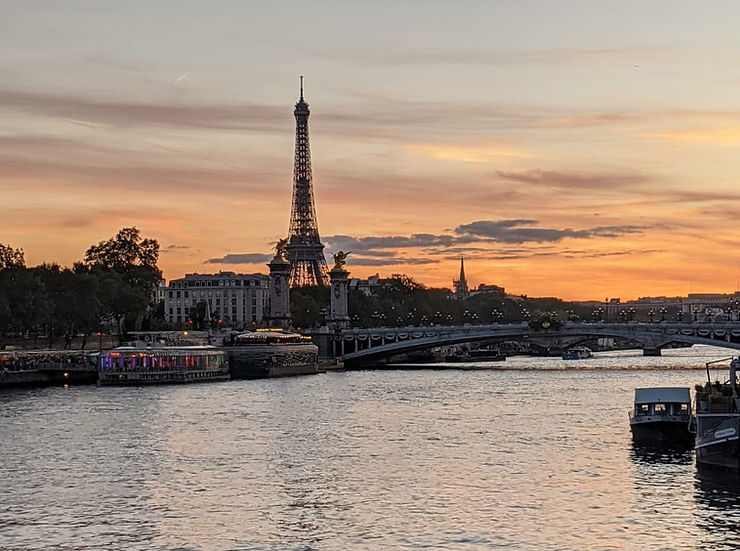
xmin=98 ymin=345 xmax=229 ymax=385
xmin=223 ymin=329 xmax=320 ymax=379
xmin=695 ymin=357 xmax=740 ymax=469
xmin=629 ymin=387 xmax=694 ymax=447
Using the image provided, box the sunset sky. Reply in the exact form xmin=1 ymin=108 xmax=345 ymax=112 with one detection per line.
xmin=2 ymin=1 xmax=740 ymax=300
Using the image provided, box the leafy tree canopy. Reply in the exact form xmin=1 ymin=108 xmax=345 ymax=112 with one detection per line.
xmin=0 ymin=243 xmax=25 ymax=270
xmin=83 ymin=227 xmax=159 ymax=271
xmin=82 ymin=227 xmax=161 ymax=289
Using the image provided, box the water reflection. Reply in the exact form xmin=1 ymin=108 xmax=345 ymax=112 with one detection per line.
xmin=695 ymin=467 xmax=740 ymax=549
xmin=630 ymin=444 xmax=694 ymax=465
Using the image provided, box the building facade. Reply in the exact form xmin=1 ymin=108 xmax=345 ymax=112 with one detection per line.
xmin=163 ymin=272 xmax=270 ymax=329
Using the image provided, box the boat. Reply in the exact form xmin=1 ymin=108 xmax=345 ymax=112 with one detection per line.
xmin=97 ymin=345 xmax=229 ymax=385
xmin=445 ymin=347 xmax=506 ymax=362
xmin=562 ymin=346 xmax=592 ymax=360
xmin=222 ymin=329 xmax=320 ymax=379
xmin=694 ymin=357 xmax=740 ymax=469
xmin=628 ymin=387 xmax=694 ymax=447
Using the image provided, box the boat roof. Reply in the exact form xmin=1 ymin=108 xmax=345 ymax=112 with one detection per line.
xmin=103 ymin=345 xmax=224 ymax=356
xmin=634 ymin=387 xmax=690 ymax=404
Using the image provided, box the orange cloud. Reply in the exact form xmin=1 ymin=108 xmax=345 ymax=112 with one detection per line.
xmin=642 ymin=127 xmax=740 ymax=146
xmin=404 ymin=141 xmax=534 ymax=163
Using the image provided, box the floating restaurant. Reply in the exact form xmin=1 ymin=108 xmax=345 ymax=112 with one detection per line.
xmin=97 ymin=345 xmax=229 ymax=385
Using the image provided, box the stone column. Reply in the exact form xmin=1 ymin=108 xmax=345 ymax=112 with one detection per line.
xmin=266 ymin=257 xmax=292 ymax=329
xmin=327 ymin=266 xmax=350 ymax=330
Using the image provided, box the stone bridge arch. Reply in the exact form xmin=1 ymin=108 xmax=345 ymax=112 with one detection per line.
xmin=334 ymin=322 xmax=740 ymax=367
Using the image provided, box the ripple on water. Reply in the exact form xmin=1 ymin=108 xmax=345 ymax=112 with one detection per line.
xmin=1 ymin=347 xmax=739 ymax=549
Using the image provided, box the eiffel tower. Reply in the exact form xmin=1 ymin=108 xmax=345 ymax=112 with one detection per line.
xmin=286 ymin=76 xmax=329 ymax=287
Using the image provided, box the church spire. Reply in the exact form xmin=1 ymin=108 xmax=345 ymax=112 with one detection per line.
xmin=453 ymin=256 xmax=469 ymax=299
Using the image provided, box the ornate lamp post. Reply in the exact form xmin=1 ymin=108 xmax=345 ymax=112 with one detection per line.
xmin=659 ymin=307 xmax=667 ymax=322
xmin=648 ymin=309 xmax=655 ymax=323
xmin=371 ymin=310 xmax=380 ymax=327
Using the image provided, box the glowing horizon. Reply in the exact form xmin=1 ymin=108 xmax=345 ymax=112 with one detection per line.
xmin=2 ymin=2 xmax=739 ymax=301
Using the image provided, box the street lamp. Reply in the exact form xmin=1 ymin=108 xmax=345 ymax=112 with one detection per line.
xmin=648 ymin=309 xmax=655 ymax=323
xmin=659 ymin=307 xmax=667 ymax=322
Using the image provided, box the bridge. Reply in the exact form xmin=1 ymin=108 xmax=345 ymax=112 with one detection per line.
xmin=332 ymin=321 xmax=740 ymax=366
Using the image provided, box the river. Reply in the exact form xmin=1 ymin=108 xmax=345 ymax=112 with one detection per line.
xmin=2 ymin=345 xmax=740 ymax=550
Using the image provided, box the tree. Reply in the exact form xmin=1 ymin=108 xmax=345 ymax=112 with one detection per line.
xmin=79 ymin=227 xmax=162 ymax=339
xmin=0 ymin=243 xmax=25 ymax=270
xmin=82 ymin=227 xmax=161 ymax=287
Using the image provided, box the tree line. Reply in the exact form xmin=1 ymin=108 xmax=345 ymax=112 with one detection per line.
xmin=290 ymin=274 xmax=596 ymax=329
xmin=0 ymin=228 xmax=162 ymax=348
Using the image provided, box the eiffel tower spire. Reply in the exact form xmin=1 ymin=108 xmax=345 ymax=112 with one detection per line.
xmin=286 ymin=76 xmax=329 ymax=287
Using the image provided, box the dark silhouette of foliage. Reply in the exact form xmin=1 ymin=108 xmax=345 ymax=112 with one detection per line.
xmin=0 ymin=243 xmax=25 ymax=270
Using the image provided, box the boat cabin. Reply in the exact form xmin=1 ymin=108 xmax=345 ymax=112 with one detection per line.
xmin=632 ymin=387 xmax=691 ymax=419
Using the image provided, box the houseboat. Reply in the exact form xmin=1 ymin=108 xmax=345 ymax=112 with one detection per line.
xmin=222 ymin=329 xmax=320 ymax=379
xmin=629 ymin=387 xmax=694 ymax=446
xmin=97 ymin=345 xmax=229 ymax=385
xmin=694 ymin=357 xmax=740 ymax=469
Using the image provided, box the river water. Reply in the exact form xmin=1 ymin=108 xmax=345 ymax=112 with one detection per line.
xmin=2 ymin=345 xmax=740 ymax=550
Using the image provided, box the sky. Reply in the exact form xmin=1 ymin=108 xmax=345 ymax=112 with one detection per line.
xmin=1 ymin=0 xmax=740 ymax=300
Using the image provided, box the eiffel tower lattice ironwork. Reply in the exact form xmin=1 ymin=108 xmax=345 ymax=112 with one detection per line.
xmin=286 ymin=77 xmax=329 ymax=287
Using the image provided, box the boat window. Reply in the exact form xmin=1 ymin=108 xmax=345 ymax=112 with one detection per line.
xmin=678 ymin=403 xmax=688 ymax=413
xmin=654 ymin=403 xmax=666 ymax=413
xmin=639 ymin=404 xmax=650 ymax=414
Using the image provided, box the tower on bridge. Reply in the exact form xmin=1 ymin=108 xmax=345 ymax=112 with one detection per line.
xmin=286 ymin=76 xmax=329 ymax=287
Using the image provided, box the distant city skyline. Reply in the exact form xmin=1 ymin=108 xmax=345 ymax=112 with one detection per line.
xmin=2 ymin=1 xmax=740 ymax=299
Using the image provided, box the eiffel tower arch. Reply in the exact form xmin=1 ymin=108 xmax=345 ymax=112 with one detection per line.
xmin=286 ymin=77 xmax=329 ymax=287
